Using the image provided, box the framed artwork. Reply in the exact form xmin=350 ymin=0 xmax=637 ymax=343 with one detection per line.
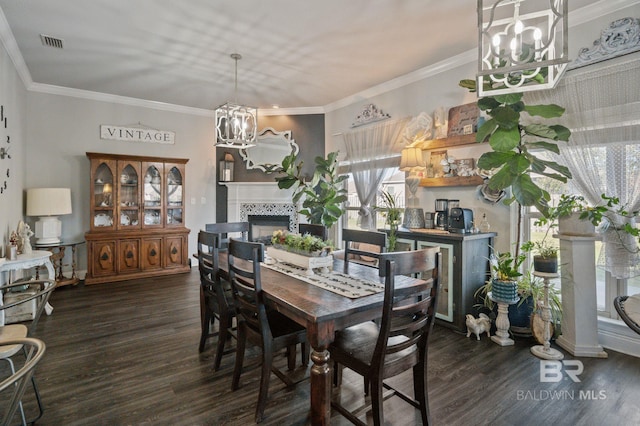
xmin=428 ymin=150 xmax=448 ymax=178
xmin=447 ymin=103 xmax=479 ymax=137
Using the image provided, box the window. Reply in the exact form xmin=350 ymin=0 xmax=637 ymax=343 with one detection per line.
xmin=344 ymin=169 xmax=405 ymax=230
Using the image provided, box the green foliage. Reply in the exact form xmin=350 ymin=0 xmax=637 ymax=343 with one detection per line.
xmin=459 ymin=79 xmax=572 ymax=215
xmin=489 ymin=246 xmax=527 ymax=281
xmin=275 ymin=151 xmax=348 ymax=228
xmin=271 ymin=229 xmax=331 ymax=253
xmin=375 ymin=189 xmax=403 ymax=251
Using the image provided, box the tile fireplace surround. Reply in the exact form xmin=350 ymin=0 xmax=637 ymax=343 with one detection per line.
xmin=221 ymin=182 xmax=298 ymax=232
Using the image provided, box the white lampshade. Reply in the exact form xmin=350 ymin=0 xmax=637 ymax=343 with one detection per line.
xmin=26 ymin=188 xmax=72 ymax=245
xmin=400 ymin=147 xmax=425 ymax=172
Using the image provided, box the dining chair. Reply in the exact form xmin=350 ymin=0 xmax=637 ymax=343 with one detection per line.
xmin=197 ymin=231 xmax=237 ymax=371
xmin=205 ymin=221 xmax=250 ymax=251
xmin=330 ymin=247 xmax=441 ymax=426
xmin=299 ymin=223 xmax=328 ymax=240
xmin=0 ymin=279 xmax=56 ymax=425
xmin=342 ymin=228 xmax=387 ymax=273
xmin=227 ymin=238 xmax=308 ymax=423
xmin=0 ymin=338 xmax=46 ymax=426
xmin=614 ymin=294 xmax=640 ymax=335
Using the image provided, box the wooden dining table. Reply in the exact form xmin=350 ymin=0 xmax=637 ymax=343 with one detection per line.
xmin=219 ymin=252 xmax=425 ymax=425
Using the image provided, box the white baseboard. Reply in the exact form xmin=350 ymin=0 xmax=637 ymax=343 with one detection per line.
xmin=598 ymin=317 xmax=640 ymax=358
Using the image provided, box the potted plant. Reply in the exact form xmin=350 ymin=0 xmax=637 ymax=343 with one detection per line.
xmin=275 ymin=151 xmax=348 ymax=229
xmin=375 ymin=189 xmax=403 ymax=251
xmin=488 ymin=247 xmax=527 ymax=303
xmin=271 ymin=229 xmax=332 ymax=257
xmin=458 ymin=79 xmax=572 ymax=216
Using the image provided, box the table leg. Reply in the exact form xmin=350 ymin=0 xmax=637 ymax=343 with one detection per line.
xmin=44 ymin=258 xmax=55 ymax=315
xmin=310 ymin=346 xmax=331 ymax=426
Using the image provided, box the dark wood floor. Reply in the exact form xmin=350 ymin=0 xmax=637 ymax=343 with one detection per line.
xmin=9 ymin=269 xmax=640 ymax=425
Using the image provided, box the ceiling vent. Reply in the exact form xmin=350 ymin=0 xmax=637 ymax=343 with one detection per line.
xmin=40 ymin=34 xmax=64 ymax=49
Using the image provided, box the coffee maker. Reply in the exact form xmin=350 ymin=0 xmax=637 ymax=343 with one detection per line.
xmin=434 ymin=199 xmax=448 ymax=230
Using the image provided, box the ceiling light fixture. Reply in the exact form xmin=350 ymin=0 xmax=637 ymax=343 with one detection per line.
xmin=477 ymin=0 xmax=568 ymax=96
xmin=215 ymin=53 xmax=258 ymax=149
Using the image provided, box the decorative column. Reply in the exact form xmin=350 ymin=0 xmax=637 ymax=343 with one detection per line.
xmin=556 ymin=234 xmax=608 ymax=358
xmin=489 ymin=292 xmax=519 ymax=346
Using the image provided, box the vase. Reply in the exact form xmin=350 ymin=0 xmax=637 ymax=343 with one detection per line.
xmin=533 ymin=255 xmax=558 ymax=273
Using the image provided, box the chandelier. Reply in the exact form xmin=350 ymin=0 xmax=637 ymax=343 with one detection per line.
xmin=477 ymin=0 xmax=568 ymax=97
xmin=215 ymin=53 xmax=258 ymax=149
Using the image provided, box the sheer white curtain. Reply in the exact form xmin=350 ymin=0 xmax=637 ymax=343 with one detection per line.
xmin=342 ymin=118 xmax=409 ymax=229
xmin=526 ymin=54 xmax=640 ymax=279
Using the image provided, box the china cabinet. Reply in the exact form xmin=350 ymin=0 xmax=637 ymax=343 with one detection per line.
xmin=85 ymin=152 xmax=190 ymax=285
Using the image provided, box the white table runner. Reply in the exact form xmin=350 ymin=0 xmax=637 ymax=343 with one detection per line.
xmin=263 ymin=261 xmax=384 ymax=299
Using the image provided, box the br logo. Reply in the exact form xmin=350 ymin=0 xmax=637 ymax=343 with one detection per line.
xmin=540 ymin=360 xmax=584 ymax=383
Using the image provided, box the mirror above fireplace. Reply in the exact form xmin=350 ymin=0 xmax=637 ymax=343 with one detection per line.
xmin=240 ymin=127 xmax=299 ymax=172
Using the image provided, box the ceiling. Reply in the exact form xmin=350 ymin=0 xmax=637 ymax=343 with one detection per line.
xmin=0 ymin=0 xmax=613 ymax=113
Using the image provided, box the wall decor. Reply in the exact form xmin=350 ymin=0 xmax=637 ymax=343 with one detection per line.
xmin=447 ymin=103 xmax=479 ymax=138
xmin=240 ymin=127 xmax=299 ymax=173
xmin=0 ymin=104 xmax=11 ymax=194
xmin=428 ymin=150 xmax=448 ymax=178
xmin=351 ymin=104 xmax=391 ymax=128
xmin=570 ymin=17 xmax=640 ymax=70
xmin=100 ymin=125 xmax=175 ymax=144
xmin=455 ymin=158 xmax=476 ymax=177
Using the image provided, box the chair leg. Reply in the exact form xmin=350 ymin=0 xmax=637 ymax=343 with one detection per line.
xmin=370 ymin=377 xmax=384 ymax=426
xmin=301 ymin=342 xmax=309 ymax=366
xmin=332 ymin=361 xmax=343 ymax=387
xmin=214 ymin=315 xmax=229 ymax=371
xmin=199 ymin=309 xmax=214 ymax=352
xmin=232 ymin=324 xmax=246 ymax=391
xmin=286 ymin=345 xmax=296 ymax=371
xmin=414 ymin=361 xmax=431 ymax=425
xmin=3 ymin=358 xmax=27 ymax=426
xmin=256 ymin=345 xmax=273 ymax=423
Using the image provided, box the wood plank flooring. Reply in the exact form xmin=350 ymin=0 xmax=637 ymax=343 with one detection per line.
xmin=8 ymin=269 xmax=640 ymax=425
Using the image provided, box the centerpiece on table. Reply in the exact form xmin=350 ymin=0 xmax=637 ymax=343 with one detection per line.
xmin=267 ymin=230 xmax=333 ymax=275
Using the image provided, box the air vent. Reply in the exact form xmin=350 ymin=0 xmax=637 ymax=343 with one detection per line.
xmin=40 ymin=34 xmax=64 ymax=49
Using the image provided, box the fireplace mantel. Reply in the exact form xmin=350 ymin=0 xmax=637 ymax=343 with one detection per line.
xmin=221 ymin=182 xmax=297 ymax=227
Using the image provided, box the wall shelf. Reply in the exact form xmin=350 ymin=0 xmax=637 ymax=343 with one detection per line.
xmin=419 ymin=175 xmax=484 ymax=187
xmin=418 ymin=133 xmax=482 ymax=150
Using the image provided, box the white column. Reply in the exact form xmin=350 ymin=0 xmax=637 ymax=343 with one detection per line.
xmin=556 ymin=234 xmax=608 ymax=358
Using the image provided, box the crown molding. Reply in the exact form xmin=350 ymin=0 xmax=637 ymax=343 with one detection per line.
xmin=3 ymin=1 xmax=638 ymax=117
xmin=0 ymin=6 xmax=33 ymax=88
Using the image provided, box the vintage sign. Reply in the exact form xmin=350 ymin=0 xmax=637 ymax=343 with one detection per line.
xmin=100 ymin=125 xmax=175 ymax=144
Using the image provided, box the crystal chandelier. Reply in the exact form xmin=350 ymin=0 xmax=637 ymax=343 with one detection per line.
xmin=215 ymin=53 xmax=258 ymax=149
xmin=477 ymin=0 xmax=568 ymax=97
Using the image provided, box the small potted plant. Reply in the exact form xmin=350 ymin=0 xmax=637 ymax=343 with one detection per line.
xmin=488 ymin=248 xmax=527 ymax=303
xmin=375 ymin=189 xmax=403 ymax=251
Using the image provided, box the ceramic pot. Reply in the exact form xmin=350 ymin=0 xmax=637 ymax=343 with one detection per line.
xmin=559 ymin=212 xmax=596 ymax=236
xmin=533 ymin=255 xmax=558 ymax=273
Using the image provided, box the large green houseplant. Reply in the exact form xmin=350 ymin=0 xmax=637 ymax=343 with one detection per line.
xmin=459 ymin=79 xmax=572 ymax=216
xmin=275 ymin=151 xmax=348 ymax=229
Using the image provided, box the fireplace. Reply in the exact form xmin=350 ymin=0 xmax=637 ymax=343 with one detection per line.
xmin=248 ymin=215 xmax=291 ymax=244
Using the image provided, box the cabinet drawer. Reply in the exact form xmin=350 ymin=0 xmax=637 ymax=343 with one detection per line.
xmin=90 ymin=240 xmax=117 ymax=277
xmin=118 ymin=239 xmax=141 ymax=273
xmin=164 ymin=235 xmax=185 ymax=268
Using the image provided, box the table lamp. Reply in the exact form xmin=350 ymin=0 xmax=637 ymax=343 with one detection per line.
xmin=26 ymin=187 xmax=72 ymax=245
xmin=400 ymin=147 xmax=426 ymax=229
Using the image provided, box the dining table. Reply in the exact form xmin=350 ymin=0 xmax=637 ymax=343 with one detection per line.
xmin=219 ymin=252 xmax=426 ymax=425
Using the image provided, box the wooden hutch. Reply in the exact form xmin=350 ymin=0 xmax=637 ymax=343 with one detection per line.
xmin=85 ymin=152 xmax=190 ymax=285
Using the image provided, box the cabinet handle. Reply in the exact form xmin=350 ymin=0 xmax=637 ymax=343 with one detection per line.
xmin=126 ymin=251 xmax=134 ymax=259
xmin=150 ymin=248 xmax=157 ymax=257
xmin=101 ymin=253 xmax=109 ymax=261
xmin=171 ymin=246 xmax=178 ymax=255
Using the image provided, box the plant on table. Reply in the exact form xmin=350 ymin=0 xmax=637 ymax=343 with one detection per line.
xmin=271 ymin=229 xmax=332 ymax=256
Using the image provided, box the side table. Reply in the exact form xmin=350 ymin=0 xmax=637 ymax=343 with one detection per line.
xmin=0 ymin=250 xmax=55 ymax=316
xmin=34 ymin=240 xmax=85 ymax=287
xmin=488 ymin=292 xmax=519 ymax=346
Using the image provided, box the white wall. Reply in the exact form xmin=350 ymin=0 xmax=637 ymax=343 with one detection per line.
xmin=24 ymin=92 xmax=216 ymax=269
xmin=0 ymin=36 xmax=27 ymax=257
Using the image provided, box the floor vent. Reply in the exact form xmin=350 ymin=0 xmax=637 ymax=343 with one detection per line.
xmin=40 ymin=34 xmax=64 ymax=49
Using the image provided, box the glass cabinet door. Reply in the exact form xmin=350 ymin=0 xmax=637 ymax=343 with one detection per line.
xmin=117 ymin=162 xmax=141 ymax=229
xmin=142 ymin=163 xmax=163 ymax=228
xmin=417 ymin=240 xmax=454 ymax=322
xmin=165 ymin=165 xmax=184 ymax=227
xmin=92 ymin=161 xmax=115 ymax=230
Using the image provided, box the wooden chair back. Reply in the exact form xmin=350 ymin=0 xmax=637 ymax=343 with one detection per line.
xmin=299 ymin=223 xmax=328 ymax=240
xmin=375 ymin=247 xmax=441 ymax=378
xmin=342 ymin=228 xmax=387 ymax=272
xmin=205 ymin=222 xmax=250 ymax=249
xmin=227 ymin=238 xmax=266 ymax=335
xmin=197 ymin=231 xmax=223 ymax=308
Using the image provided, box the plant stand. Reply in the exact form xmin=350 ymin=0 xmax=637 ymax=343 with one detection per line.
xmin=488 ymin=292 xmax=519 ymax=346
xmin=530 ymin=272 xmax=564 ymax=360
